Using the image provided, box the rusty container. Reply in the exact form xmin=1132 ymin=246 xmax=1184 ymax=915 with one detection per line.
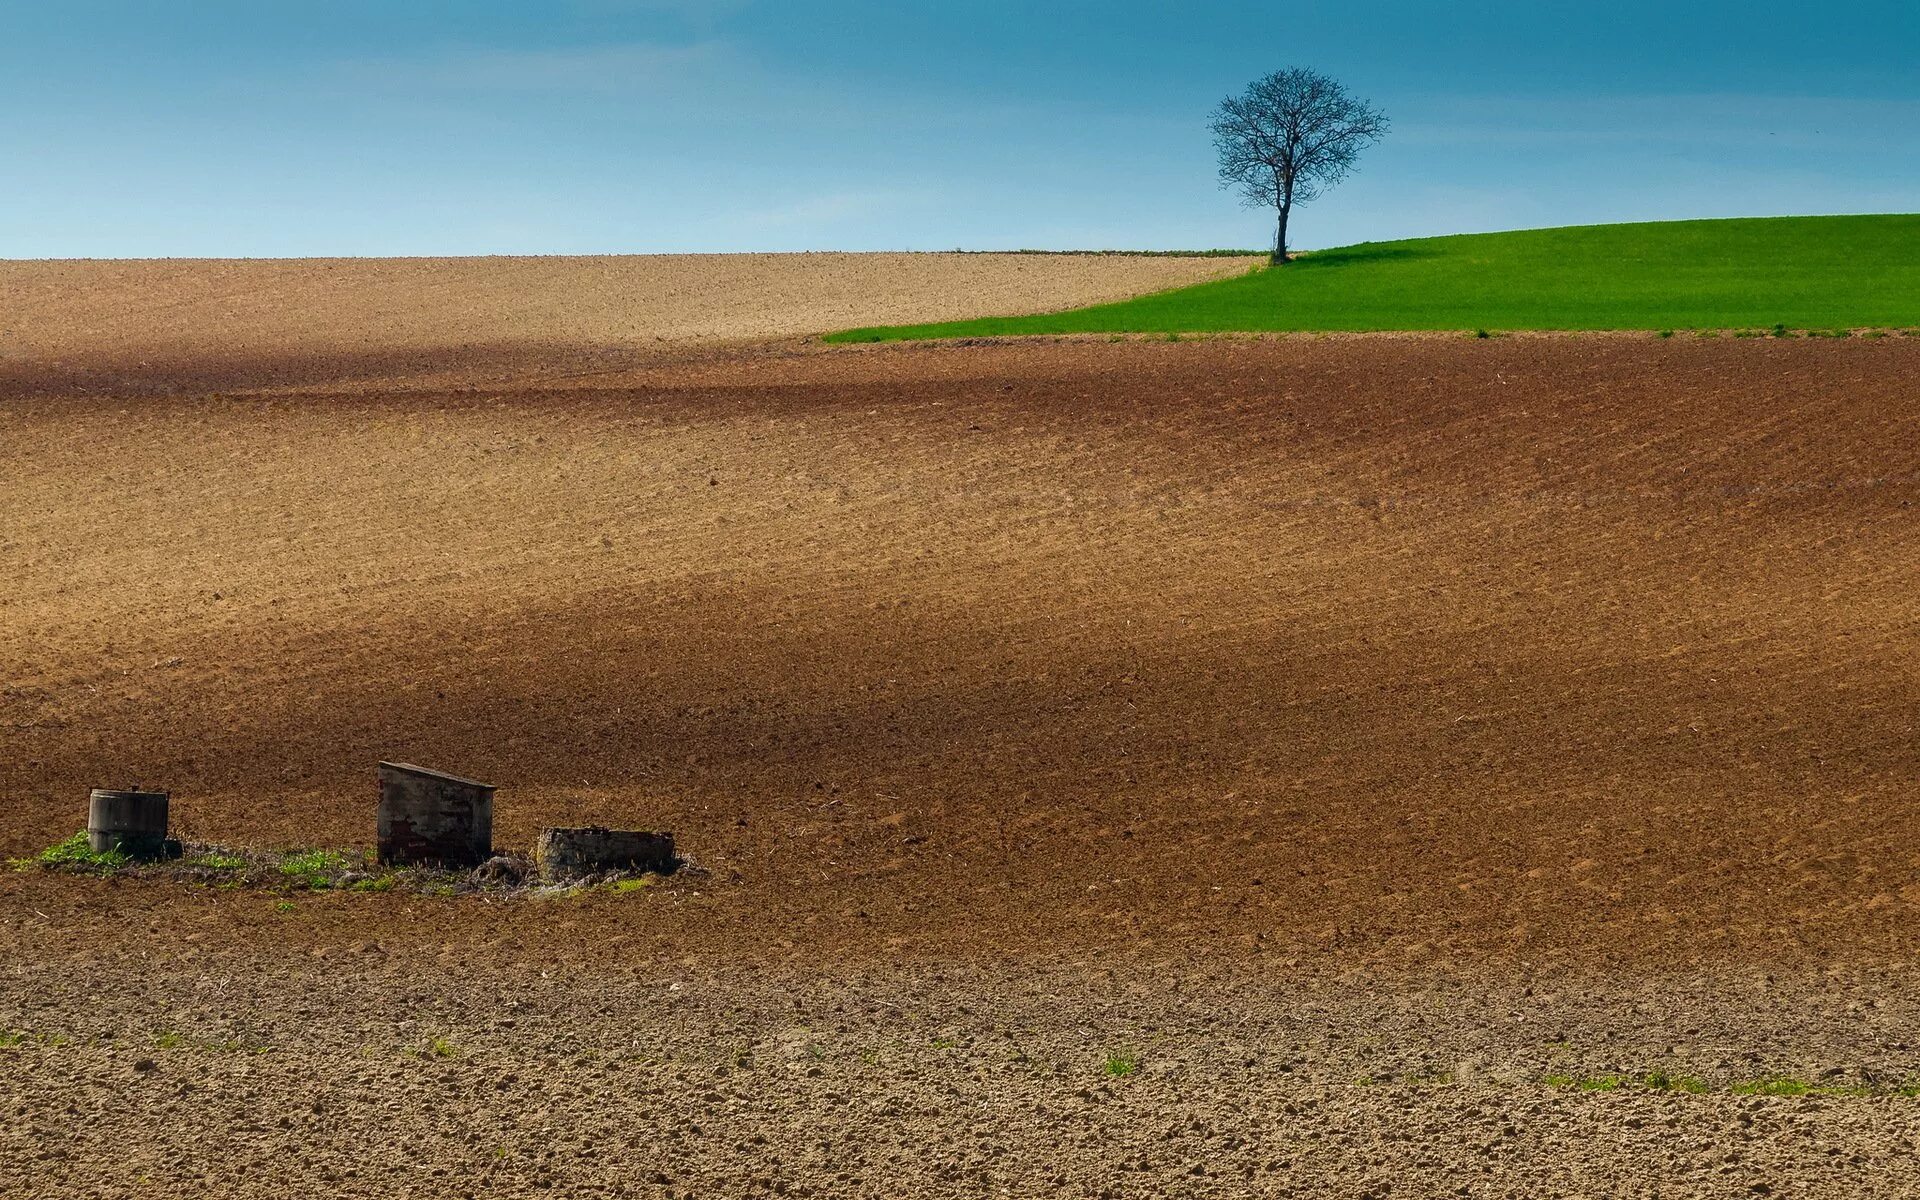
xmin=376 ymin=762 xmax=494 ymax=867
xmin=87 ymin=789 xmax=173 ymax=859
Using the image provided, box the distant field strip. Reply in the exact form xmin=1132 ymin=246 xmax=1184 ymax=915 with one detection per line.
xmin=827 ymin=214 xmax=1920 ymax=340
xmin=0 ymin=251 xmax=1258 ymax=392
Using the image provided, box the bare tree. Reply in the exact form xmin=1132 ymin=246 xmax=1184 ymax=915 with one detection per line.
xmin=1211 ymin=68 xmax=1388 ymax=264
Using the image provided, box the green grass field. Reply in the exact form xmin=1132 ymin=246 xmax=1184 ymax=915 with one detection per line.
xmin=826 ymin=214 xmax=1920 ymax=341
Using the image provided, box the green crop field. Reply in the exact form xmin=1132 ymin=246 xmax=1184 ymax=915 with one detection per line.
xmin=826 ymin=214 xmax=1920 ymax=341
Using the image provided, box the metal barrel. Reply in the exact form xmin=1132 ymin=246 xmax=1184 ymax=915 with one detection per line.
xmin=87 ymin=789 xmax=171 ymax=858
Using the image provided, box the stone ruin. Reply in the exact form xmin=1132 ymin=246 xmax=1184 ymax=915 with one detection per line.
xmin=534 ymin=826 xmax=678 ymax=881
xmin=80 ymin=765 xmax=681 ymax=886
xmin=376 ymin=761 xmax=494 ymax=868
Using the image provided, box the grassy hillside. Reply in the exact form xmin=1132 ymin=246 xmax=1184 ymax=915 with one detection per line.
xmin=826 ymin=215 xmax=1920 ymax=341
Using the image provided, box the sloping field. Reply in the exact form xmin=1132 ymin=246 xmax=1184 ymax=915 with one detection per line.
xmin=7 ymin=328 xmax=1920 ymax=1195
xmin=0 ymin=250 xmax=1256 ymax=393
xmin=6 ymin=335 xmax=1918 ymax=960
xmin=830 ymin=214 xmax=1920 ymax=339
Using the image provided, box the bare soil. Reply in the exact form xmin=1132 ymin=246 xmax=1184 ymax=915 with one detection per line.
xmin=11 ymin=916 xmax=1920 ymax=1198
xmin=0 ymin=252 xmax=1255 ymax=394
xmin=5 ymin=288 xmax=1920 ymax=1196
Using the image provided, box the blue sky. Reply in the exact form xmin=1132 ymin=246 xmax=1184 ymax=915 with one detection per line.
xmin=3 ymin=1 xmax=1916 ymax=257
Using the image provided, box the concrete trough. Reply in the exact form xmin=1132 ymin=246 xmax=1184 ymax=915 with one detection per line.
xmin=87 ymin=789 xmax=179 ymax=860
xmin=376 ymin=762 xmax=494 ymax=867
xmin=534 ymin=826 xmax=677 ymax=881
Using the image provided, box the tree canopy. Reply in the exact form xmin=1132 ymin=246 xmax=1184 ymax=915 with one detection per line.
xmin=1211 ymin=68 xmax=1388 ymax=263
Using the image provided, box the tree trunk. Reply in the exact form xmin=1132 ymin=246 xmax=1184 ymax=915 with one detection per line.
xmin=1272 ymin=205 xmax=1291 ymax=264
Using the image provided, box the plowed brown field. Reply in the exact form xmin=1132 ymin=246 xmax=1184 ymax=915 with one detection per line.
xmin=6 ymin=277 xmax=1920 ymax=1197
xmin=9 ymin=334 xmax=1919 ymax=961
xmin=0 ymin=252 xmax=1254 ymax=394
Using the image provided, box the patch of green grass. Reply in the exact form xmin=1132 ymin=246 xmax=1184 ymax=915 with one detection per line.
xmin=186 ymin=852 xmax=247 ymax=871
xmin=610 ymin=877 xmax=655 ymax=894
xmin=1734 ymin=1076 xmax=1814 ymax=1097
xmin=826 ymin=215 xmax=1920 ymax=340
xmin=1724 ymin=1075 xmax=1907 ymax=1098
xmin=1642 ymin=1069 xmax=1709 ymax=1094
xmin=152 ymin=1031 xmax=185 ymax=1049
xmin=0 ymin=1030 xmax=26 ymax=1047
xmin=19 ymin=839 xmax=528 ymax=901
xmin=1537 ymin=1071 xmax=1920 ymax=1097
xmin=421 ymin=1036 xmax=459 ymax=1060
xmin=1103 ymin=1049 xmax=1141 ymax=1078
xmin=35 ymin=832 xmax=129 ymax=872
xmin=278 ymin=850 xmax=351 ymax=889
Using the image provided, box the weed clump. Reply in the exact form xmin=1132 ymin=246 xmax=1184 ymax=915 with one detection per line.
xmin=1104 ymin=1049 xmax=1141 ymax=1078
xmin=186 ymin=852 xmax=247 ymax=871
xmin=1542 ymin=1070 xmax=1920 ymax=1098
xmin=279 ymin=850 xmax=352 ymax=889
xmin=1735 ymin=1077 xmax=1812 ymax=1097
xmin=16 ymin=834 xmax=688 ymax=900
xmin=1642 ymin=1069 xmax=1708 ymax=1094
xmin=32 ymin=833 xmax=129 ymax=873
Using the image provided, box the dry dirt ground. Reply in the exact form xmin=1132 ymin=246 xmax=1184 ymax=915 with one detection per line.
xmin=0 ymin=252 xmax=1254 ymax=395
xmin=4 ymin=259 xmax=1920 ymax=1196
